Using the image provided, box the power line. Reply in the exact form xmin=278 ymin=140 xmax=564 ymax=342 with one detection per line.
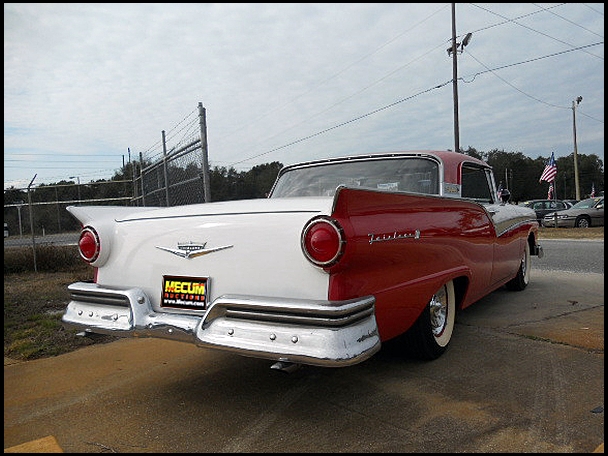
xmin=219 ymin=4 xmax=451 ymax=141
xmin=464 ymin=43 xmax=605 ymax=115
xmin=230 ymin=81 xmax=451 ymax=166
xmin=471 ymin=3 xmax=603 ymax=60
xmin=531 ymin=3 xmax=604 ymax=39
xmin=229 ymin=39 xmax=603 ymax=167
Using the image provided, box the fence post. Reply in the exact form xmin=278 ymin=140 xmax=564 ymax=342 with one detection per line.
xmin=27 ymin=174 xmax=38 ymax=272
xmin=198 ymin=102 xmax=211 ymax=203
xmin=139 ymin=152 xmax=146 ymax=206
xmin=55 ymin=186 xmax=61 ymax=231
xmin=161 ymin=130 xmax=170 ymax=206
xmin=130 ymin=147 xmax=139 ymax=205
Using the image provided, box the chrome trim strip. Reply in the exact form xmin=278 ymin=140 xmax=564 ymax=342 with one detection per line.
xmin=494 ymin=217 xmax=538 ymax=238
xmin=69 ymin=288 xmax=129 ymax=307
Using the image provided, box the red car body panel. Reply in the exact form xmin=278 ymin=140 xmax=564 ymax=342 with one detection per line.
xmin=326 ymin=187 xmax=529 ymax=341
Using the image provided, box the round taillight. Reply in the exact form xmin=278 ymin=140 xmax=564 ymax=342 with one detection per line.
xmin=79 ymin=227 xmax=100 ymax=263
xmin=301 ymin=217 xmax=345 ymax=267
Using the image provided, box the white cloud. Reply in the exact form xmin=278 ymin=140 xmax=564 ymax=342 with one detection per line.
xmin=4 ymin=3 xmax=604 ymax=188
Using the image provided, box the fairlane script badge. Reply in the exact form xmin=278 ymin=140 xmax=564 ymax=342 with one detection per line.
xmin=162 ymin=275 xmax=209 ymax=310
xmin=155 ymin=242 xmax=233 ymax=259
xmin=368 ymin=230 xmax=421 ymax=244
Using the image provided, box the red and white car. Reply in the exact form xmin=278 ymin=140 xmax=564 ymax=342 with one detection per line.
xmin=63 ymin=151 xmax=543 ymax=370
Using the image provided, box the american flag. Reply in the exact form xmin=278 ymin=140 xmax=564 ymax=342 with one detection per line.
xmin=547 ymin=183 xmax=553 ymax=199
xmin=539 ymin=151 xmax=557 ymax=183
xmin=590 ymin=183 xmax=595 ymax=197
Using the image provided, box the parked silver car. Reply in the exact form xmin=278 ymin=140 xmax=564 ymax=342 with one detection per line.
xmin=518 ymin=199 xmax=572 ymax=222
xmin=542 ymin=197 xmax=604 ymax=228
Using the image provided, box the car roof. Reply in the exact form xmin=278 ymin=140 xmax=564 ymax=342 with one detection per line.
xmin=278 ymin=150 xmax=491 ymax=186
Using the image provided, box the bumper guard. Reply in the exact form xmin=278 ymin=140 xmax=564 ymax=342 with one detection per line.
xmin=63 ymin=282 xmax=381 ymax=367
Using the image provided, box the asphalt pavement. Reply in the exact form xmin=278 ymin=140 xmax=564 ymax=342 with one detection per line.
xmin=4 ymin=268 xmax=604 ymax=453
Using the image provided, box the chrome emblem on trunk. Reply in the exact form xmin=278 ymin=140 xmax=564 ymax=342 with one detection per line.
xmin=155 ymin=242 xmax=233 ymax=259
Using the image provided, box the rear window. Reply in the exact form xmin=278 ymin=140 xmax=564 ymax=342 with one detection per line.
xmin=270 ymin=157 xmax=439 ymax=198
xmin=460 ymin=165 xmax=494 ymax=203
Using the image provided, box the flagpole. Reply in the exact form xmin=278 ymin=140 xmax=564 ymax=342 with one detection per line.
xmin=539 ymin=152 xmax=559 ymax=227
xmin=552 ymin=178 xmax=557 ymax=227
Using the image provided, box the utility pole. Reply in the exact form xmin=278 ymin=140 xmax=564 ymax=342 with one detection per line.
xmin=448 ymin=4 xmax=472 ymax=154
xmin=450 ymin=4 xmax=460 ymax=153
xmin=572 ymin=96 xmax=582 ymax=200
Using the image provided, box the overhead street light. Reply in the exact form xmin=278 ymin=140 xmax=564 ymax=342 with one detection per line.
xmin=447 ymin=32 xmax=472 ymax=56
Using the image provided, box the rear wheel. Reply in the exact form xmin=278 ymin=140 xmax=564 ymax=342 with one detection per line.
xmin=506 ymin=241 xmax=530 ymax=291
xmin=575 ymin=216 xmax=590 ymax=228
xmin=400 ymin=280 xmax=456 ymax=360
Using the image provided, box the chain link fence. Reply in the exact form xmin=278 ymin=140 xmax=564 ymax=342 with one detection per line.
xmin=132 ymin=102 xmax=211 ymax=207
xmin=4 ymin=103 xmax=211 ymax=271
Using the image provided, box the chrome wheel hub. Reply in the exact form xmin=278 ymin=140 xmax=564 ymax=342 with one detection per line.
xmin=429 ymin=287 xmax=447 ymax=337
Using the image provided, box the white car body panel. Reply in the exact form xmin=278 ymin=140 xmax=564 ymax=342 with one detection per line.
xmin=69 ymin=197 xmax=336 ymax=310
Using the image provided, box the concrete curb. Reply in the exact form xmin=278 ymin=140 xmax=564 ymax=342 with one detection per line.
xmin=4 ymin=435 xmax=63 ymax=453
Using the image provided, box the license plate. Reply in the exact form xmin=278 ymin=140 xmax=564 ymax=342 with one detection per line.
xmin=161 ymin=275 xmax=209 ymax=310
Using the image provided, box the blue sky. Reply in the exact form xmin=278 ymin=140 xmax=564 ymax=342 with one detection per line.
xmin=4 ymin=3 xmax=604 ymax=189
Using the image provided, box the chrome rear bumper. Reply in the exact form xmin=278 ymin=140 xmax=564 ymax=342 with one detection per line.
xmin=63 ymin=282 xmax=381 ymax=367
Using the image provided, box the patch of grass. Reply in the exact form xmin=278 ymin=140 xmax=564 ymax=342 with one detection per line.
xmin=4 ymin=264 xmax=119 ymax=361
xmin=538 ymin=226 xmax=603 ymax=240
